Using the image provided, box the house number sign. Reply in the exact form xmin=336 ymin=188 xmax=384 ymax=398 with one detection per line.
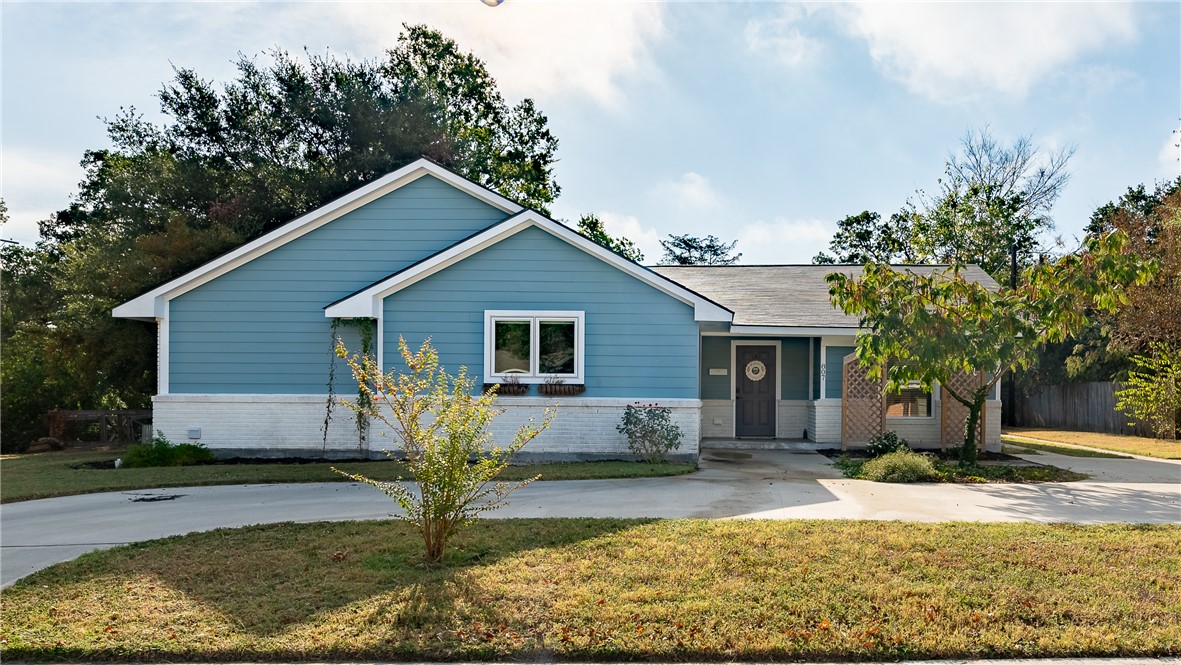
xmin=744 ymin=360 xmax=767 ymax=382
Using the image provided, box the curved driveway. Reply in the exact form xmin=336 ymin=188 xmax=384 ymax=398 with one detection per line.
xmin=2 ymin=449 xmax=1178 ymax=587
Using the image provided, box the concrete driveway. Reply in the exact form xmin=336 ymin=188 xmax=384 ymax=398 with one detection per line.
xmin=2 ymin=448 xmax=1177 ymax=587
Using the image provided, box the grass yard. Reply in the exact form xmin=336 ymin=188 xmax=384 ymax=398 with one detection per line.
xmin=2 ymin=519 xmax=1178 ymax=662
xmin=0 ymin=451 xmax=695 ymax=504
xmin=1004 ymin=428 xmax=1181 ymax=460
xmin=1002 ymin=439 xmax=1130 ymax=459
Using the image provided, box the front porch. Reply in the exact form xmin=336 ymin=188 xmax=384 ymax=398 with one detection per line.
xmin=701 ymin=437 xmax=828 ymax=452
xmin=696 ymin=333 xmax=1002 ymax=452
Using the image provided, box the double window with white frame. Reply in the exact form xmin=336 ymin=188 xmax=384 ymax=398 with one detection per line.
xmin=484 ymin=311 xmax=584 ymax=383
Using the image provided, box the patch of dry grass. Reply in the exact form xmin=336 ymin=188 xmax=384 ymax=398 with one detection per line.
xmin=1004 ymin=428 xmax=1181 ymax=460
xmin=2 ymin=519 xmax=1178 ymax=661
xmin=1002 ymin=439 xmax=1130 ymax=459
xmin=0 ymin=452 xmax=694 ymax=504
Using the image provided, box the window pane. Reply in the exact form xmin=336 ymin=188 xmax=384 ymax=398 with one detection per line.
xmin=494 ymin=321 xmax=531 ymax=374
xmin=538 ymin=320 xmax=575 ymax=374
xmin=886 ymin=387 xmax=932 ymax=417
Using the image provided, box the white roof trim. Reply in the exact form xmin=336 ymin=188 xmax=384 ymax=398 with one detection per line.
xmin=724 ymin=325 xmax=863 ymax=336
xmin=112 ymin=159 xmax=523 ymax=320
xmin=324 ymin=210 xmax=733 ymax=323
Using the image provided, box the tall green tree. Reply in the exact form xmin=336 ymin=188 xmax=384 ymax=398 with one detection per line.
xmin=659 ymin=234 xmax=741 ymax=265
xmin=1 ymin=26 xmax=561 ymax=451
xmin=1029 ymin=178 xmax=1181 ymax=387
xmin=815 ymin=127 xmax=1072 ymax=280
xmin=827 ymin=231 xmax=1154 ymax=468
xmin=575 ymin=213 xmax=644 ymax=262
xmin=813 ymin=210 xmax=920 ymax=264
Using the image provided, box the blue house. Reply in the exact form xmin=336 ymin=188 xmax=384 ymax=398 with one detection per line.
xmin=114 ymin=159 xmax=1000 ymax=460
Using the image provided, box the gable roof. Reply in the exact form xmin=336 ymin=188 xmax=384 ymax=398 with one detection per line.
xmin=650 ymin=264 xmax=1000 ymax=333
xmin=112 ymin=159 xmax=524 ymax=320
xmin=324 ymin=209 xmax=734 ymax=323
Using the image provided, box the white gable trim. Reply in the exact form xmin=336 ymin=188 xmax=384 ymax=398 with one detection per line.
xmin=112 ymin=159 xmax=523 ymax=320
xmin=324 ymin=210 xmax=733 ymax=323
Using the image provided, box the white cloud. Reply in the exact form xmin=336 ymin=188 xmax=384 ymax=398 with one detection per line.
xmin=596 ymin=211 xmax=663 ymax=263
xmin=652 ymin=172 xmax=721 ymax=212
xmin=836 ymin=2 xmax=1139 ymax=103
xmin=1159 ymin=129 xmax=1181 ymax=179
xmin=745 ymin=5 xmax=824 ymax=68
xmin=330 ymin=1 xmax=667 ymax=107
xmin=735 ymin=217 xmax=835 ymax=265
xmin=0 ymin=148 xmax=85 ymax=244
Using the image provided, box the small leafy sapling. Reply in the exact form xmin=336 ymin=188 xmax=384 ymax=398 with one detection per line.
xmin=1115 ymin=343 xmax=1180 ymax=440
xmin=333 ymin=337 xmax=554 ymax=563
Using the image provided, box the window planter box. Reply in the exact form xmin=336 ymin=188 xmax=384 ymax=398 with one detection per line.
xmin=484 ymin=382 xmax=529 ymax=396
xmin=538 ymin=383 xmax=586 ymax=396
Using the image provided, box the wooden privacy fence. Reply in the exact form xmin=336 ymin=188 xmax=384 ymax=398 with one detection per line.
xmin=1015 ymin=381 xmax=1153 ymax=436
xmin=45 ymin=410 xmax=153 ymax=443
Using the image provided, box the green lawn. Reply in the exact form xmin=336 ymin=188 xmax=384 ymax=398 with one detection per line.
xmin=1004 ymin=428 xmax=1181 ymax=459
xmin=0 ymin=451 xmax=695 ymax=504
xmin=2 ymin=519 xmax=1178 ymax=661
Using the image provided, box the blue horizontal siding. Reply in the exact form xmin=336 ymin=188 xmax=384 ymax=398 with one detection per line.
xmin=169 ymin=175 xmax=508 ymax=394
xmin=383 ymin=226 xmax=699 ymax=398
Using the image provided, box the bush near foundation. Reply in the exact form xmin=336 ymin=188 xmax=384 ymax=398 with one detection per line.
xmin=617 ymin=403 xmax=683 ymax=463
xmin=122 ymin=433 xmax=215 ymax=468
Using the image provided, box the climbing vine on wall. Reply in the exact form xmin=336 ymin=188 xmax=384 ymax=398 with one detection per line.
xmin=322 ymin=317 xmax=375 ymax=452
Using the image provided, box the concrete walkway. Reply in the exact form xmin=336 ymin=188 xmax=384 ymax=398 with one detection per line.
xmin=1 ymin=449 xmax=1178 ymax=587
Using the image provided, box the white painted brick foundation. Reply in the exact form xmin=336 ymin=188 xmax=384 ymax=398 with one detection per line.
xmin=886 ymin=417 xmax=942 ymax=449
xmin=700 ymin=400 xmax=732 ymax=438
xmin=153 ymin=394 xmax=700 ymax=461
xmin=809 ymin=400 xmax=843 ymax=444
xmin=983 ymin=399 xmax=1002 ymax=452
xmin=776 ymin=401 xmax=809 ymax=439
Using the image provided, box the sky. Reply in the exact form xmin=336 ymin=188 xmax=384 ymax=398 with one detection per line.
xmin=2 ymin=1 xmax=1179 ymax=264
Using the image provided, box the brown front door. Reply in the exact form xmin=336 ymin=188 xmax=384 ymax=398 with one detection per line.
xmin=735 ymin=345 xmax=776 ymax=437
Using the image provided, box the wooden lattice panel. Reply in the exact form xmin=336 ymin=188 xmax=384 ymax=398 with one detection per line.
xmin=841 ymin=353 xmax=884 ymax=450
xmin=940 ymin=371 xmax=988 ymax=450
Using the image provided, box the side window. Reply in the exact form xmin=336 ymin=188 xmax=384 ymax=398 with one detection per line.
xmin=485 ymin=311 xmax=584 ymax=383
xmin=885 ymin=383 xmax=933 ymax=417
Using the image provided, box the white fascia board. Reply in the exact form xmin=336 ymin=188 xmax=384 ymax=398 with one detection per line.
xmin=325 ymin=211 xmax=734 ymax=323
xmin=112 ymin=159 xmax=523 ymax=319
xmin=722 ymin=325 xmax=863 ymax=337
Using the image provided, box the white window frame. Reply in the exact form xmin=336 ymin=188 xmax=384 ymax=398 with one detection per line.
xmin=484 ymin=310 xmax=585 ymax=384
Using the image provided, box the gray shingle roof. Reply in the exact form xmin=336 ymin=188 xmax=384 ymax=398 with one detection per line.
xmin=650 ymin=264 xmax=1000 ymax=329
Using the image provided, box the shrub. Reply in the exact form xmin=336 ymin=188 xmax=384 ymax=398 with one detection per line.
xmin=1116 ymin=343 xmax=1180 ymax=439
xmin=122 ymin=433 xmax=215 ymax=468
xmin=332 ymin=337 xmax=553 ymax=563
xmin=859 ymin=450 xmax=942 ymax=483
xmin=866 ymin=430 xmax=909 ymax=457
xmin=617 ymin=403 xmax=683 ymax=463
